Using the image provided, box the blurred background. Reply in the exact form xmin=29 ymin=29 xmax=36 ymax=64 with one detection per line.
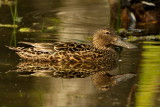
xmin=0 ymin=0 xmax=160 ymax=107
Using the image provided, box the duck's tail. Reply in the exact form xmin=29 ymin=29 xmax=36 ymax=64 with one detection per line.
xmin=6 ymin=46 xmax=24 ymax=52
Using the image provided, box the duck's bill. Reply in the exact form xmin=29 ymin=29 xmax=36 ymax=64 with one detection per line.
xmin=114 ymin=38 xmax=137 ymax=49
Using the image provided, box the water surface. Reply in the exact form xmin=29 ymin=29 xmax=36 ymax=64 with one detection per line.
xmin=0 ymin=0 xmax=160 ymax=107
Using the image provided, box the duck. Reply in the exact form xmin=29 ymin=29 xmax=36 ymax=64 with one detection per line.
xmin=7 ymin=29 xmax=137 ymax=62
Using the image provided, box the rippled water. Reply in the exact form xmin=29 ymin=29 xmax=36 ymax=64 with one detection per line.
xmin=0 ymin=0 xmax=160 ymax=107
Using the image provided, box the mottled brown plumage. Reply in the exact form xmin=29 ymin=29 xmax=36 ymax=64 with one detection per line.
xmin=7 ymin=29 xmax=136 ymax=62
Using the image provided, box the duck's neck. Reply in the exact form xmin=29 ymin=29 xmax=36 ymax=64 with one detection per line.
xmin=92 ymin=39 xmax=108 ymax=50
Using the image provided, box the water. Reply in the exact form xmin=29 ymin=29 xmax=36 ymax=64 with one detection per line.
xmin=0 ymin=0 xmax=160 ymax=107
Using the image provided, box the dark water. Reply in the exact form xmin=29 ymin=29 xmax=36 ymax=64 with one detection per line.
xmin=0 ymin=0 xmax=160 ymax=107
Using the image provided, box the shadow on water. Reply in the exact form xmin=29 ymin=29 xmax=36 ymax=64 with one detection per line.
xmin=0 ymin=0 xmax=160 ymax=107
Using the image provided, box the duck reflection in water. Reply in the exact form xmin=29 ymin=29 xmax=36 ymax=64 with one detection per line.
xmin=9 ymin=61 xmax=136 ymax=91
xmin=7 ymin=28 xmax=137 ymax=91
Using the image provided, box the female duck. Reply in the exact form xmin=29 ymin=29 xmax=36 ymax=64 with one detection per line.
xmin=8 ymin=29 xmax=136 ymax=62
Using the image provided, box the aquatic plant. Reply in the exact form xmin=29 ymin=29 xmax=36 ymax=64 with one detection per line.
xmin=9 ymin=0 xmax=20 ymax=46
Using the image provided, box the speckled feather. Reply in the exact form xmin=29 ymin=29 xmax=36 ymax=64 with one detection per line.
xmin=8 ymin=43 xmax=116 ymax=62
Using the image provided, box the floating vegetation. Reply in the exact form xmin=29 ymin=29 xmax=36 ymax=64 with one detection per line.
xmin=41 ymin=25 xmax=58 ymax=33
xmin=40 ymin=18 xmax=61 ymax=33
xmin=127 ymin=35 xmax=160 ymax=42
xmin=0 ymin=24 xmax=18 ymax=28
xmin=19 ymin=26 xmax=58 ymax=33
xmin=19 ymin=18 xmax=61 ymax=33
xmin=19 ymin=28 xmax=40 ymax=33
xmin=0 ymin=0 xmax=15 ymax=6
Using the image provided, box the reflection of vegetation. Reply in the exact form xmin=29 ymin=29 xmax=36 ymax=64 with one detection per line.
xmin=10 ymin=28 xmax=16 ymax=46
xmin=0 ymin=0 xmax=23 ymax=46
xmin=0 ymin=0 xmax=22 ymax=46
xmin=45 ymin=17 xmax=61 ymax=25
xmin=135 ymin=42 xmax=160 ymax=107
xmin=19 ymin=17 xmax=61 ymax=33
xmin=9 ymin=0 xmax=19 ymax=46
xmin=116 ymin=0 xmax=121 ymax=33
xmin=0 ymin=0 xmax=21 ymax=28
xmin=9 ymin=0 xmax=22 ymax=25
xmin=41 ymin=17 xmax=61 ymax=33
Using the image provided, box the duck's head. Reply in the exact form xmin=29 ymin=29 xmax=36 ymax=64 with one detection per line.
xmin=93 ymin=29 xmax=137 ymax=50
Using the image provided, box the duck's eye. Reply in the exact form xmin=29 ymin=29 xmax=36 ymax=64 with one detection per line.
xmin=104 ymin=31 xmax=110 ymax=35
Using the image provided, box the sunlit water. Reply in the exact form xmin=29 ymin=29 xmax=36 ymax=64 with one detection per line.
xmin=0 ymin=0 xmax=160 ymax=107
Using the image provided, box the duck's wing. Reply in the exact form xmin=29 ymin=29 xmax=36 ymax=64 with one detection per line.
xmin=18 ymin=41 xmax=56 ymax=52
xmin=52 ymin=42 xmax=93 ymax=51
xmin=17 ymin=42 xmax=93 ymax=53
